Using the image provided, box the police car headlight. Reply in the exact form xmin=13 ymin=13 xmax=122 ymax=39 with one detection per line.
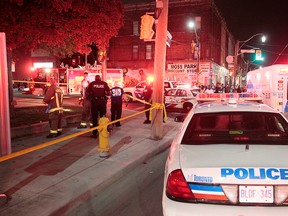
xmin=275 ymin=186 xmax=288 ymax=205
xmin=221 ymin=185 xmax=238 ymax=204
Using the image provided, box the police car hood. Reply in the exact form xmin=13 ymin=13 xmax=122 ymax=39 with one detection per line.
xmin=179 ymin=144 xmax=288 ymax=184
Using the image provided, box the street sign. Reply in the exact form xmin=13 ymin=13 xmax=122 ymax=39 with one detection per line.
xmin=228 ymin=63 xmax=234 ymax=69
xmin=166 ymin=31 xmax=172 ymax=47
xmin=240 ymin=49 xmax=255 ymax=54
xmin=226 ymin=55 xmax=234 ymax=64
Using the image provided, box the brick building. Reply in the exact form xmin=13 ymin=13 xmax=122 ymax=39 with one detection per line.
xmin=107 ymin=0 xmax=236 ymax=87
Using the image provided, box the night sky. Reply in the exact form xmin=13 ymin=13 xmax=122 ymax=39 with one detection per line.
xmin=213 ymin=0 xmax=288 ymax=66
xmin=122 ymin=0 xmax=288 ymax=66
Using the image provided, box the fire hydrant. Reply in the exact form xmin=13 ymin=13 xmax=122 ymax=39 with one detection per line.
xmin=98 ymin=117 xmax=111 ymax=158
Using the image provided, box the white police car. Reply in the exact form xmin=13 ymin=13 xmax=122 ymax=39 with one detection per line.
xmin=124 ymin=80 xmax=176 ymax=102
xmin=165 ymin=86 xmax=199 ymax=112
xmin=163 ymin=93 xmax=288 ymax=216
xmin=124 ymin=81 xmax=148 ymax=101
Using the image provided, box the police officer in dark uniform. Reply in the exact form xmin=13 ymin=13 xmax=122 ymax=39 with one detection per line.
xmin=110 ymin=81 xmax=124 ymax=127
xmin=142 ymin=83 xmax=153 ymax=124
xmin=87 ymin=75 xmax=110 ymax=138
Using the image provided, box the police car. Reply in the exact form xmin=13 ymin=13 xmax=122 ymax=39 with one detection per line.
xmin=163 ymin=93 xmax=288 ymax=216
xmin=165 ymin=86 xmax=199 ymax=112
xmin=124 ymin=80 xmax=177 ymax=102
xmin=123 ymin=81 xmax=147 ymax=101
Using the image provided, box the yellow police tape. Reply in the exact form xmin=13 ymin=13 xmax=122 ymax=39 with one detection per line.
xmin=124 ymin=94 xmax=167 ymax=121
xmin=0 ymin=94 xmax=167 ymax=163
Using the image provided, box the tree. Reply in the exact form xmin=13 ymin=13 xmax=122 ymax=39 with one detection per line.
xmin=0 ymin=0 xmax=124 ymax=115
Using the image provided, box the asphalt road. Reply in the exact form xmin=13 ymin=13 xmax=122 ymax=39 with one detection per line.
xmin=69 ymin=148 xmax=168 ymax=216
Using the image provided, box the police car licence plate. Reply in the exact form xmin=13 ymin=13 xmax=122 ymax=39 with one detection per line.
xmin=239 ymin=185 xmax=273 ymax=203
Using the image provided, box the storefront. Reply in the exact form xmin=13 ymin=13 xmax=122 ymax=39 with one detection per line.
xmin=166 ymin=61 xmax=229 ymax=86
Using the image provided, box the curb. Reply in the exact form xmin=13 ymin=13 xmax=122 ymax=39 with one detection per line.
xmin=10 ymin=114 xmax=82 ymax=139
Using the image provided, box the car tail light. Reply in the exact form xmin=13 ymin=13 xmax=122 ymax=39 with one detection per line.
xmin=166 ymin=169 xmax=195 ymax=200
xmin=275 ymin=186 xmax=288 ymax=204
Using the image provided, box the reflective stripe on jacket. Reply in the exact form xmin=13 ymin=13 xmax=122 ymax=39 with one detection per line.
xmin=43 ymin=85 xmax=63 ymax=113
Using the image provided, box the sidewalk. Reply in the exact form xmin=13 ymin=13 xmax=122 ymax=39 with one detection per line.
xmin=1 ymin=111 xmax=181 ymax=215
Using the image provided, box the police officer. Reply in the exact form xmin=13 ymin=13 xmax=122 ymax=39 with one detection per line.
xmin=43 ymin=77 xmax=64 ymax=138
xmin=77 ymin=71 xmax=93 ymax=129
xmin=110 ymin=81 xmax=124 ymax=127
xmin=142 ymin=83 xmax=153 ymax=124
xmin=87 ymin=75 xmax=110 ymax=138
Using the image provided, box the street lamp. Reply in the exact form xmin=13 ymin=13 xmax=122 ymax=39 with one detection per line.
xmin=239 ymin=34 xmax=266 ymax=50
xmin=188 ymin=21 xmax=200 ymax=85
xmin=233 ymin=33 xmax=266 ymax=88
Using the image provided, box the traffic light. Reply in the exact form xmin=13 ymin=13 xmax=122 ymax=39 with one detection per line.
xmin=140 ymin=14 xmax=155 ymax=40
xmin=255 ymin=49 xmax=264 ymax=61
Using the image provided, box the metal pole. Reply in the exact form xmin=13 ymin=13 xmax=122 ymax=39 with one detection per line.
xmin=233 ymin=40 xmax=239 ymax=89
xmin=196 ymin=42 xmax=200 ymax=85
xmin=85 ymin=54 xmax=87 ymax=67
xmin=151 ymin=0 xmax=169 ymax=140
xmin=0 ymin=32 xmax=11 ymax=155
xmin=192 ymin=26 xmax=200 ymax=85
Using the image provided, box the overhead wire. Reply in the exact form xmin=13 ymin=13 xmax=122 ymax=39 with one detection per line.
xmin=273 ymin=42 xmax=288 ymax=64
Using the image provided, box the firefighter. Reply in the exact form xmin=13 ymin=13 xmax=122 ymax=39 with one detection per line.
xmin=87 ymin=75 xmax=110 ymax=138
xmin=43 ymin=76 xmax=64 ymax=138
xmin=77 ymin=71 xmax=93 ymax=129
xmin=110 ymin=81 xmax=124 ymax=127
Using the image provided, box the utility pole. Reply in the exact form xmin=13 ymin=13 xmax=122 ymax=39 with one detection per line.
xmin=151 ymin=0 xmax=168 ymax=140
xmin=0 ymin=32 xmax=11 ymax=156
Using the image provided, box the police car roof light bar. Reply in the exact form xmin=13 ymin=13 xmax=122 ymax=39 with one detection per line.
xmin=197 ymin=93 xmax=262 ymax=103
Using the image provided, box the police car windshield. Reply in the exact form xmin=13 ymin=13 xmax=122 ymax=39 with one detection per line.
xmin=181 ymin=112 xmax=288 ymax=145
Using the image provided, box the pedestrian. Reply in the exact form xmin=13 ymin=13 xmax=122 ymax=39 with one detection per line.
xmin=214 ymin=82 xmax=223 ymax=93
xmin=87 ymin=75 xmax=110 ymax=138
xmin=77 ymin=71 xmax=93 ymax=129
xmin=43 ymin=76 xmax=64 ymax=138
xmin=142 ymin=83 xmax=153 ymax=124
xmin=110 ymin=81 xmax=124 ymax=127
xmin=204 ymin=85 xmax=214 ymax=93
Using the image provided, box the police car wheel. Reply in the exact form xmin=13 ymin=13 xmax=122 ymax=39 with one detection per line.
xmin=183 ymin=103 xmax=192 ymax=112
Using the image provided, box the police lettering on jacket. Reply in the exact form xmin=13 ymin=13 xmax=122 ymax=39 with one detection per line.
xmin=87 ymin=80 xmax=110 ymax=98
xmin=93 ymin=84 xmax=105 ymax=88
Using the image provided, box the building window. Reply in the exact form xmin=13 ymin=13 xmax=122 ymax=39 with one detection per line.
xmin=132 ymin=45 xmax=139 ymax=60
xmin=133 ymin=21 xmax=139 ymax=36
xmin=146 ymin=44 xmax=152 ymax=59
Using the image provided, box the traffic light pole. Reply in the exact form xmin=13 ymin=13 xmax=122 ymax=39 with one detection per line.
xmin=151 ymin=0 xmax=169 ymax=140
xmin=233 ymin=33 xmax=265 ymax=88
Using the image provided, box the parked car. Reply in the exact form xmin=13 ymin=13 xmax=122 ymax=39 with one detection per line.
xmin=124 ymin=80 xmax=177 ymax=102
xmin=123 ymin=81 xmax=147 ymax=102
xmin=163 ymin=93 xmax=288 ymax=216
xmin=164 ymin=80 xmax=178 ymax=91
xmin=165 ymin=86 xmax=200 ymax=112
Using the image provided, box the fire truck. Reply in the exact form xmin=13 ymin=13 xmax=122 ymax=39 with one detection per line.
xmin=23 ymin=67 xmax=124 ymax=95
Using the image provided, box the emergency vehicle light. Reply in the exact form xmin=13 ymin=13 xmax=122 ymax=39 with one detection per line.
xmin=197 ymin=93 xmax=262 ymax=102
xmin=146 ymin=76 xmax=154 ymax=83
